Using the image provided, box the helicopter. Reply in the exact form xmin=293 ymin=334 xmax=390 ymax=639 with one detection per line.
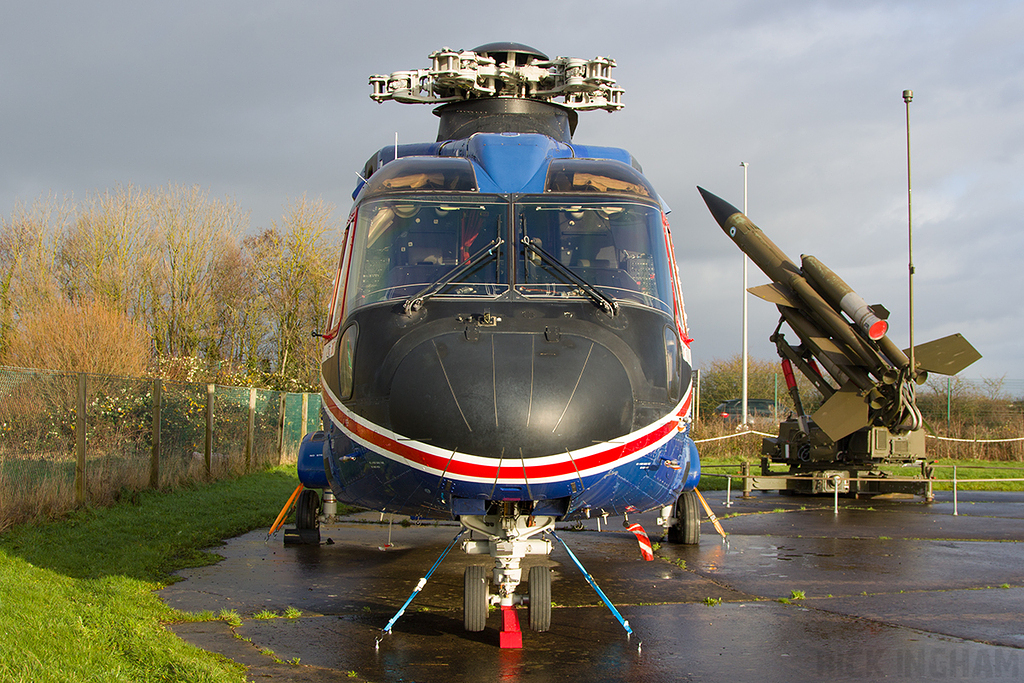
xmin=289 ymin=42 xmax=701 ymax=647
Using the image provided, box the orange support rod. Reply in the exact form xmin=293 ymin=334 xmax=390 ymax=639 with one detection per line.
xmin=694 ymin=489 xmax=727 ymax=539
xmin=268 ymin=483 xmax=305 ymax=538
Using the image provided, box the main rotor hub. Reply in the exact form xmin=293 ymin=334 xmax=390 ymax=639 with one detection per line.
xmin=369 ymin=43 xmax=624 ymax=112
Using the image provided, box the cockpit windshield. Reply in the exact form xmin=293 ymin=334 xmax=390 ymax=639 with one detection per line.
xmin=345 ymin=197 xmax=507 ymax=311
xmin=516 ymin=198 xmax=674 ymax=314
xmin=344 ymin=193 xmax=675 ymax=317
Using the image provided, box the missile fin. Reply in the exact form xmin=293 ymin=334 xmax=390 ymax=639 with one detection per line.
xmin=748 ymin=283 xmax=798 ymax=307
xmin=906 ymin=333 xmax=982 ymax=376
xmin=811 ymin=339 xmax=863 ymax=371
xmin=812 ymin=383 xmax=871 ymax=442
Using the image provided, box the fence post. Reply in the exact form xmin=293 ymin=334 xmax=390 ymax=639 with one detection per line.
xmin=205 ymin=384 xmax=215 ymax=477
xmin=245 ymin=387 xmax=256 ymax=472
xmin=75 ymin=373 xmax=87 ymax=505
xmin=277 ymin=393 xmax=287 ymax=465
xmin=301 ymin=393 xmax=309 ymax=438
xmin=150 ymin=378 xmax=162 ymax=489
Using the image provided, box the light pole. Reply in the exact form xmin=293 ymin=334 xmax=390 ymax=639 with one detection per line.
xmin=903 ymin=90 xmax=915 ymax=383
xmin=740 ymin=161 xmax=749 ymax=427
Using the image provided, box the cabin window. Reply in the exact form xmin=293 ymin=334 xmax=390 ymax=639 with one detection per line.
xmin=515 ymin=198 xmax=674 ymax=314
xmin=345 ymin=196 xmax=507 ymax=310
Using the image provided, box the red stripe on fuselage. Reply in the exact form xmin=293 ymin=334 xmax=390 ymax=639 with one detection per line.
xmin=321 ymin=385 xmax=692 ymax=484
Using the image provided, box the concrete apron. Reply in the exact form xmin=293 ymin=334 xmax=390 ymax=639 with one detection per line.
xmin=162 ymin=491 xmax=1024 ymax=682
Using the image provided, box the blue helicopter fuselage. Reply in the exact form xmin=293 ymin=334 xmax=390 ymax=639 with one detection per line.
xmin=301 ymin=118 xmax=699 ymax=522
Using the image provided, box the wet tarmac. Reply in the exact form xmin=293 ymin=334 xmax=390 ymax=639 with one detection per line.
xmin=162 ymin=490 xmax=1024 ymax=682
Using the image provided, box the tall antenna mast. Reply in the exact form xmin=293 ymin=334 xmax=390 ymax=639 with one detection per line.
xmin=903 ymin=89 xmax=915 ymax=382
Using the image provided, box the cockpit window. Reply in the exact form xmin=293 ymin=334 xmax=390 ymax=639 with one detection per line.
xmin=516 ymin=198 xmax=673 ymax=314
xmin=544 ymin=159 xmax=656 ymax=200
xmin=345 ymin=197 xmax=507 ymax=310
xmin=360 ymin=157 xmax=478 ymax=199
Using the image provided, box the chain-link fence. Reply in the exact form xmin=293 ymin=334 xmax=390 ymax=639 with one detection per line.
xmin=0 ymin=366 xmax=322 ymax=530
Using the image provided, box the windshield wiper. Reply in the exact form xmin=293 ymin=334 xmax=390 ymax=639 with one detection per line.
xmin=403 ymin=237 xmax=504 ymax=314
xmin=520 ymin=235 xmax=618 ymax=316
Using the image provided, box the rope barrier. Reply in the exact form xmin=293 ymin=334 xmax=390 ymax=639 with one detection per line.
xmin=693 ymin=430 xmax=775 ymax=444
xmin=699 ymin=472 xmax=1024 ymax=484
xmin=692 ymin=428 xmax=1024 ymax=445
xmin=928 ymin=435 xmax=1024 ymax=444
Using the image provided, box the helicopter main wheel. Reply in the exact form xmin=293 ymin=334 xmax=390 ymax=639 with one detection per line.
xmin=528 ymin=565 xmax=551 ymax=632
xmin=284 ymin=488 xmax=321 ymax=545
xmin=667 ymin=491 xmax=700 ymax=545
xmin=464 ymin=565 xmax=489 ymax=632
xmin=296 ymin=489 xmax=321 ymax=531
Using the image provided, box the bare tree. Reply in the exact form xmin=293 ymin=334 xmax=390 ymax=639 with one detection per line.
xmin=56 ymin=185 xmax=158 ymax=321
xmin=148 ymin=185 xmax=248 ymax=359
xmin=246 ymin=195 xmax=339 ymax=386
xmin=0 ymin=196 xmax=70 ymax=357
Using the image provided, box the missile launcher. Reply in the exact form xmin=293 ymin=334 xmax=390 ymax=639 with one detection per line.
xmin=699 ymin=187 xmax=980 ymax=496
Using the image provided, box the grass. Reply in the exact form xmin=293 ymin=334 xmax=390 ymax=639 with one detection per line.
xmin=0 ymin=466 xmax=302 ymax=682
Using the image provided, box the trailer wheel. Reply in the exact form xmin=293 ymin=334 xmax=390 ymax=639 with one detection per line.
xmin=667 ymin=491 xmax=700 ymax=545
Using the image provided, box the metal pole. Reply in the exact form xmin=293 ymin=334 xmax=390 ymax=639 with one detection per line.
xmin=774 ymin=372 xmax=778 ymax=423
xmin=946 ymin=376 xmax=952 ymax=425
xmin=953 ymin=464 xmax=958 ymax=516
xmin=740 ymin=162 xmax=749 ymax=427
xmin=693 ymin=368 xmax=701 ymax=424
xmin=903 ymin=90 xmax=916 ymax=382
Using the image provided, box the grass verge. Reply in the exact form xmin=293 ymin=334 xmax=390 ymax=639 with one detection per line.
xmin=0 ymin=466 xmax=301 ymax=682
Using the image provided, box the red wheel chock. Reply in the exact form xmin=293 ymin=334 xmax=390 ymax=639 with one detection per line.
xmin=499 ymin=604 xmax=522 ymax=649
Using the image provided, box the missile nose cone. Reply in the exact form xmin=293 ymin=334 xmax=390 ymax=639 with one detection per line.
xmin=697 ymin=187 xmax=743 ymax=229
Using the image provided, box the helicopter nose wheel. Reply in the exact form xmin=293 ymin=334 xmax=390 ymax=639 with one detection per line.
xmin=527 ymin=565 xmax=551 ymax=631
xmin=460 ymin=512 xmax=555 ymax=645
xmin=464 ymin=565 xmax=489 ymax=632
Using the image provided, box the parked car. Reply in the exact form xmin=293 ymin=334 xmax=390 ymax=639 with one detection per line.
xmin=713 ymin=398 xmax=777 ymax=423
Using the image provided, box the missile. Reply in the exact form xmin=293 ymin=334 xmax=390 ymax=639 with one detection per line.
xmin=698 ymin=185 xmax=981 ymax=440
xmin=800 ymin=255 xmax=887 ymax=341
xmin=697 ymin=187 xmax=888 ymax=375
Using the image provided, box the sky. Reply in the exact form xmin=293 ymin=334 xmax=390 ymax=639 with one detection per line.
xmin=3 ymin=0 xmax=1022 ymax=381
